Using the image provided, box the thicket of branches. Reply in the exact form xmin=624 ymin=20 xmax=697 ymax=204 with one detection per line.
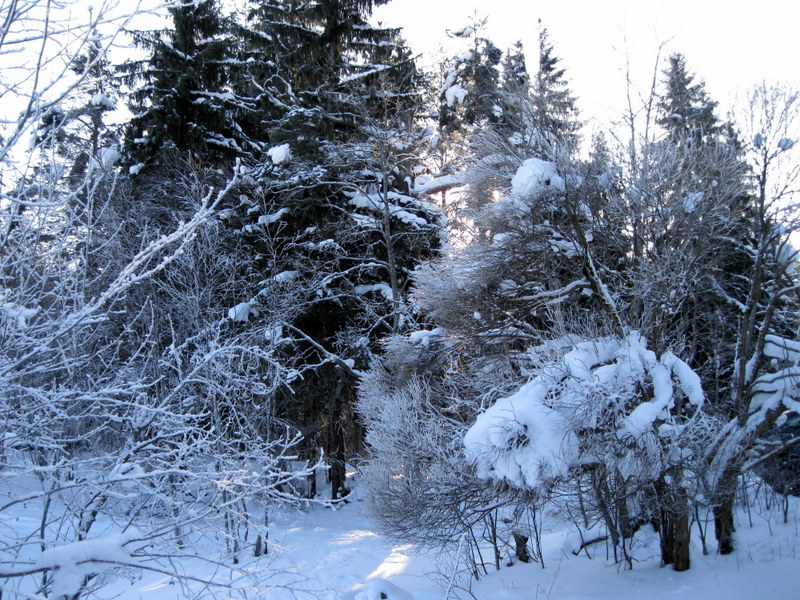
xmin=2 ymin=1 xmax=800 ymax=599
xmin=359 ymin=28 xmax=800 ymax=579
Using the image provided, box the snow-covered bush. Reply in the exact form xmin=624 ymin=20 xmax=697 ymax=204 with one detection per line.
xmin=0 ymin=154 xmax=318 ymax=598
xmin=464 ymin=331 xmax=709 ymax=567
xmin=358 ymin=333 xmax=534 ymax=577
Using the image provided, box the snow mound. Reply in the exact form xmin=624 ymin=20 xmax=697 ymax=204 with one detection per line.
xmin=355 ymin=283 xmax=394 ymax=300
xmin=511 ymin=157 xmax=565 ymax=198
xmin=341 ymin=578 xmax=415 ymax=600
xmin=465 ymin=331 xmax=705 ymax=489
xmin=464 ymin=378 xmax=578 ymax=489
xmin=37 ymin=534 xmax=135 ymax=598
xmin=90 ymin=93 xmax=115 ymax=109
xmin=229 ymin=301 xmax=253 ymax=322
xmin=408 ymin=327 xmax=445 ymax=347
xmin=259 ymin=207 xmax=290 ymax=225
xmin=444 ymin=84 xmax=468 ymax=107
xmin=267 ymin=143 xmax=292 ymax=164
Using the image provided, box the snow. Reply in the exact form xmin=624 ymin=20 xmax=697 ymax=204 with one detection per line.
xmin=764 ymin=333 xmax=800 ymax=362
xmin=37 ymin=534 xmax=134 ymax=598
xmin=259 ymin=207 xmax=290 ymax=225
xmin=128 ymin=162 xmax=145 ymax=175
xmin=347 ymin=192 xmax=437 ymax=229
xmin=510 ymin=157 xmax=565 ymax=198
xmin=200 ymin=487 xmax=800 ymax=600
xmin=464 ymin=378 xmax=579 ymax=489
xmin=444 ymin=84 xmax=468 ymax=107
xmin=341 ymin=577 xmax=416 ymax=600
xmin=408 ymin=327 xmax=445 ymax=347
xmin=3 ymin=470 xmax=799 ymax=600
xmin=0 ymin=292 xmax=39 ymax=328
xmin=669 ymin=353 xmax=705 ymax=406
xmin=683 ymin=191 xmax=704 ymax=213
xmin=466 ymin=332 xmax=706 ymax=480
xmin=508 ymin=131 xmax=523 ymax=145
xmin=272 ymin=270 xmax=300 ymax=283
xmin=98 ymin=145 xmax=120 ymax=169
xmin=355 ymin=283 xmax=394 ymax=300
xmin=90 ymin=93 xmax=115 ymax=109
xmin=414 ymin=174 xmax=461 ymax=195
xmin=340 ymin=63 xmax=395 ymax=85
xmin=193 ymin=90 xmax=236 ymax=102
xmin=268 ymin=143 xmax=292 ymax=164
xmin=457 ymin=50 xmax=475 ymax=62
xmin=229 ymin=301 xmax=253 ymax=322
xmin=450 ymin=26 xmax=475 ymax=38
xmin=292 ymin=492 xmax=800 ymax=600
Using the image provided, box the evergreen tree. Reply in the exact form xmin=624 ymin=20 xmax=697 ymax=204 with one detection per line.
xmin=121 ymin=0 xmax=251 ymax=170
xmin=435 ymin=22 xmax=502 ymax=175
xmin=496 ymin=40 xmax=531 ymax=142
xmin=463 ymin=28 xmax=582 ymax=212
xmin=649 ymin=53 xmax=753 ymax=393
xmin=657 ymin=53 xmax=720 ymax=146
xmin=231 ymin=0 xmax=441 ymax=498
xmin=531 ymin=22 xmax=580 ymax=157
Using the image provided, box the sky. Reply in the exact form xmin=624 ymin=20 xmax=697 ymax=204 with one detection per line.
xmin=373 ymin=0 xmax=800 ymax=128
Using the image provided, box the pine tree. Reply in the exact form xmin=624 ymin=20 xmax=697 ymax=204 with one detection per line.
xmin=531 ymin=22 xmax=580 ymax=157
xmin=463 ymin=28 xmax=583 ymax=214
xmin=657 ymin=53 xmax=720 ymax=146
xmin=231 ymin=0 xmax=441 ymax=498
xmin=436 ymin=22 xmax=502 ymax=169
xmin=121 ymin=0 xmax=251 ymax=171
xmin=496 ymin=40 xmax=531 ymax=141
xmin=649 ymin=53 xmax=752 ymax=374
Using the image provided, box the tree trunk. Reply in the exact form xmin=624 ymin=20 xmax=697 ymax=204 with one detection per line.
xmin=327 ymin=372 xmax=347 ymax=500
xmin=713 ymin=492 xmax=736 ymax=555
xmin=674 ymin=509 xmax=691 ymax=571
xmin=513 ymin=532 xmax=530 ymax=563
xmin=657 ymin=470 xmax=691 ymax=571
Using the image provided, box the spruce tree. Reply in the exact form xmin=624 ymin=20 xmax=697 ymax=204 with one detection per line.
xmin=531 ymin=22 xmax=580 ymax=157
xmin=121 ymin=0 xmax=251 ymax=171
xmin=436 ymin=23 xmax=502 ymax=171
xmin=496 ymin=41 xmax=531 ymax=142
xmin=657 ymin=53 xmax=720 ymax=146
xmin=233 ymin=0 xmax=441 ymax=498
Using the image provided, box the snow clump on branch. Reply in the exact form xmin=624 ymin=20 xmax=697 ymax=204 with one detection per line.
xmin=464 ymin=331 xmax=705 ymax=492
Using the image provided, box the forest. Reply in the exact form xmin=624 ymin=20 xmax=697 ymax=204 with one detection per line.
xmin=1 ymin=1 xmax=799 ymax=599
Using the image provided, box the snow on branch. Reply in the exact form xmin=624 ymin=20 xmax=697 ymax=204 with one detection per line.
xmin=64 ymin=165 xmax=240 ymax=329
xmin=465 ymin=332 xmax=705 ymax=492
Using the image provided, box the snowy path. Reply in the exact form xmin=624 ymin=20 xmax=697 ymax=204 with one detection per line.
xmin=264 ymin=489 xmax=800 ymax=600
xmin=267 ymin=493 xmax=433 ymax=600
xmin=121 ymin=486 xmax=800 ymax=600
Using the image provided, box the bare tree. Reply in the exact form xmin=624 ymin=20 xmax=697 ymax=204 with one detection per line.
xmin=0 ymin=1 xmax=160 ymax=167
xmin=703 ymin=83 xmax=800 ymax=554
xmin=1 ymin=124 xmax=316 ymax=599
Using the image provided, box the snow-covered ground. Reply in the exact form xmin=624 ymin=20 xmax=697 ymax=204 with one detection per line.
xmin=113 ymin=478 xmax=797 ymax=600
xmin=299 ymin=488 xmax=800 ymax=600
xmin=6 ymin=474 xmax=798 ymax=600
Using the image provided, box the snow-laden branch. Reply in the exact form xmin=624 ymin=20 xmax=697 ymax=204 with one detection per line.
xmin=0 ymin=166 xmax=239 ymax=380
xmin=465 ymin=331 xmax=705 ymax=491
